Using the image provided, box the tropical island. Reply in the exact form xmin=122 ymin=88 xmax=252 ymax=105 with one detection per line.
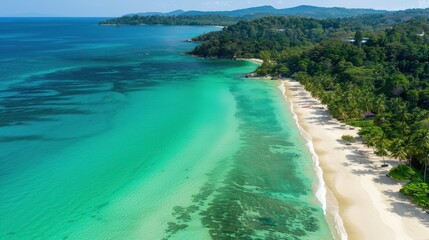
xmin=193 ymin=13 xmax=429 ymax=206
xmin=189 ymin=13 xmax=429 ymax=238
xmin=100 ymin=6 xmax=429 ymax=238
xmin=99 ymin=5 xmax=389 ymax=26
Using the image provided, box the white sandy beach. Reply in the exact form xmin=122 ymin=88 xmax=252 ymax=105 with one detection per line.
xmin=281 ymin=79 xmax=429 ymax=240
xmin=238 ymin=58 xmax=264 ymax=65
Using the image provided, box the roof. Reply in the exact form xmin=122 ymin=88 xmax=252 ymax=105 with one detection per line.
xmin=363 ymin=112 xmax=376 ymax=117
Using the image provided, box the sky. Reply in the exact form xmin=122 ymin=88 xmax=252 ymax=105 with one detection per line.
xmin=1 ymin=0 xmax=429 ymax=17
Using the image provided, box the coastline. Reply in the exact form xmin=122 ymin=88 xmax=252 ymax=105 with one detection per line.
xmin=279 ymin=83 xmax=347 ymax=240
xmin=236 ymin=58 xmax=264 ymax=65
xmin=281 ymin=78 xmax=429 ymax=240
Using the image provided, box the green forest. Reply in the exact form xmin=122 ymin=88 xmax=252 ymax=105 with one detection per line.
xmin=191 ymin=15 xmax=429 ymax=208
xmin=99 ymin=15 xmax=241 ymax=26
xmin=100 ymin=7 xmax=429 ymax=27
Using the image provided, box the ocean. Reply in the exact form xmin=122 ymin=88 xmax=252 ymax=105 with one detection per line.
xmin=0 ymin=18 xmax=333 ymax=239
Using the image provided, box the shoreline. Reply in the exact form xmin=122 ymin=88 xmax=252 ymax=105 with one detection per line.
xmin=279 ymin=82 xmax=347 ymax=240
xmin=236 ymin=58 xmax=264 ymax=65
xmin=281 ymin=78 xmax=429 ymax=239
xmin=240 ymin=58 xmax=346 ymax=238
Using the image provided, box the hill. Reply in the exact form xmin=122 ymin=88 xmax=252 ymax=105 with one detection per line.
xmin=121 ymin=5 xmax=387 ymax=19
xmin=100 ymin=5 xmax=392 ymax=26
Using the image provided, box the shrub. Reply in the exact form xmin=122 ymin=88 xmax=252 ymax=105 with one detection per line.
xmin=388 ymin=164 xmax=417 ymax=181
xmin=341 ymin=135 xmax=356 ymax=144
xmin=413 ymin=196 xmax=429 ymax=208
xmin=400 ymin=181 xmax=429 ymax=209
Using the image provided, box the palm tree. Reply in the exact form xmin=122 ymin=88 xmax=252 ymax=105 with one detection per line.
xmin=349 ymin=104 xmax=362 ymax=119
xmin=397 ymin=105 xmax=410 ymax=123
xmin=359 ymin=91 xmax=374 ymax=112
xmin=411 ymin=108 xmax=428 ymax=123
xmin=389 ymin=138 xmax=408 ymax=162
xmin=338 ymin=107 xmax=349 ymax=120
xmin=375 ymin=133 xmax=390 ymax=167
xmin=321 ymin=93 xmax=334 ymax=106
xmin=362 ymin=130 xmax=379 ymax=151
xmin=412 ymin=129 xmax=429 ymax=181
xmin=373 ymin=95 xmax=386 ymax=114
xmin=404 ymin=139 xmax=417 ymax=167
xmin=422 ymin=154 xmax=429 ymax=182
xmin=390 ymin=98 xmax=409 ymax=122
xmin=362 ymin=135 xmax=373 ymax=150
xmin=396 ymin=121 xmax=410 ymax=136
xmin=312 ymin=88 xmax=324 ymax=99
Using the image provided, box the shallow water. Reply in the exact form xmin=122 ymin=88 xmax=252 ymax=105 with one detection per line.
xmin=0 ymin=18 xmax=333 ymax=239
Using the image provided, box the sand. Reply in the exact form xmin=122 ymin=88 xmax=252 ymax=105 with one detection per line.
xmin=281 ymin=78 xmax=429 ymax=240
xmin=237 ymin=58 xmax=264 ymax=65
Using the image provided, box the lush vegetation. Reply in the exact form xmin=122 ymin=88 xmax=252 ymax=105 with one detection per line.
xmin=388 ymin=165 xmax=429 ymax=209
xmin=99 ymin=5 xmax=387 ymax=26
xmin=191 ymin=17 xmax=345 ymax=58
xmin=191 ymin=15 xmax=429 ymax=208
xmin=99 ymin=15 xmax=240 ymax=26
xmin=401 ymin=180 xmax=429 ymax=208
xmin=284 ymin=20 xmax=429 ymax=208
xmin=178 ymin=5 xmax=387 ymax=18
xmin=389 ymin=164 xmax=418 ymax=181
xmin=100 ymin=6 xmax=429 ymax=27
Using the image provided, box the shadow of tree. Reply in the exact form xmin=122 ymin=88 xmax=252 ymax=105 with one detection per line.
xmin=383 ymin=190 xmax=429 ymax=226
xmin=286 ymin=80 xmax=429 ymax=229
xmin=373 ymin=174 xmax=403 ymax=186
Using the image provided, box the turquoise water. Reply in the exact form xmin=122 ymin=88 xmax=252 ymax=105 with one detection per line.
xmin=0 ymin=18 xmax=333 ymax=239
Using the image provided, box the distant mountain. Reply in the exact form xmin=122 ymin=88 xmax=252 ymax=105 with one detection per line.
xmin=277 ymin=5 xmax=388 ymax=18
xmin=123 ymin=5 xmax=388 ymax=19
xmin=181 ymin=6 xmax=278 ymax=17
xmin=101 ymin=5 xmax=429 ymax=27
xmin=357 ymin=8 xmax=429 ymax=23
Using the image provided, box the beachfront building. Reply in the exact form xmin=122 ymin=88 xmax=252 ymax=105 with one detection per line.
xmin=363 ymin=112 xmax=376 ymax=119
xmin=344 ymin=37 xmax=369 ymax=44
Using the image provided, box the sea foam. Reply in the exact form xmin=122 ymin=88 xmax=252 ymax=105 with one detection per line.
xmin=279 ymin=81 xmax=348 ymax=240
